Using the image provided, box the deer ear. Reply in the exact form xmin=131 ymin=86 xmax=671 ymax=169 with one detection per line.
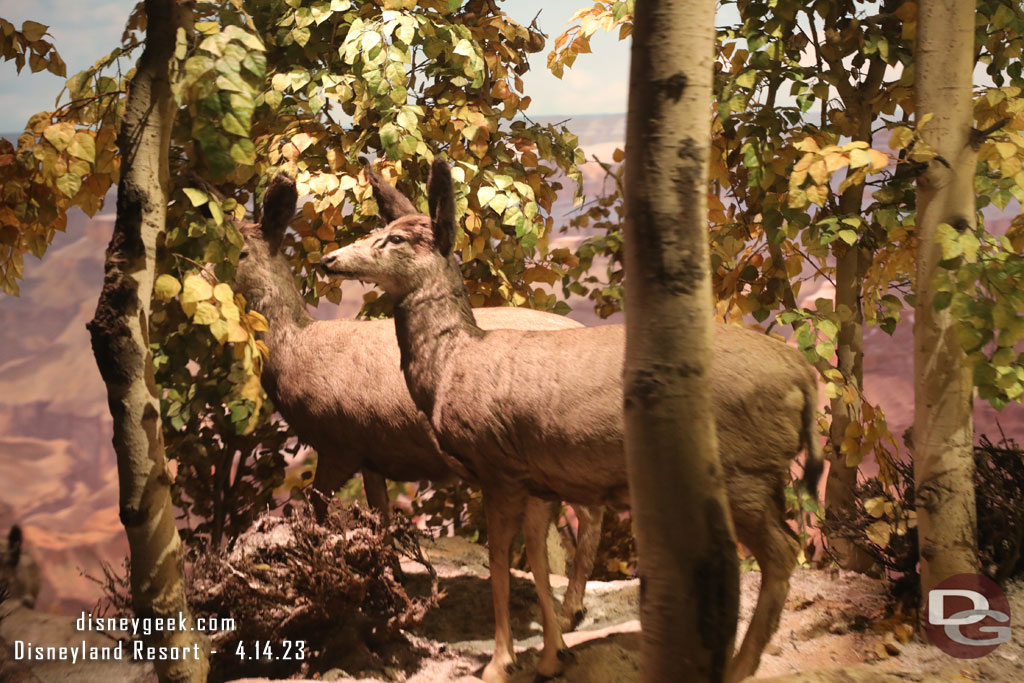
xmin=365 ymin=164 xmax=417 ymax=223
xmin=260 ymin=172 xmax=297 ymax=254
xmin=427 ymin=158 xmax=455 ymax=256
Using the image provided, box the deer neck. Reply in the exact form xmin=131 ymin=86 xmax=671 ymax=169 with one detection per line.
xmin=253 ymin=280 xmax=315 ymax=343
xmin=393 ymin=257 xmax=482 ymax=416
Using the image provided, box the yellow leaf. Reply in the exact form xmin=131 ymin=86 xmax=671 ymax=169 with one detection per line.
xmin=795 ymin=137 xmax=820 ymax=152
xmin=1000 ymin=155 xmax=1022 ymax=179
xmin=220 ymin=299 xmax=241 ymax=322
xmin=995 ymin=141 xmax=1017 ymax=159
xmin=192 ymin=301 xmax=220 ymax=325
xmin=247 ymin=311 xmax=269 ymax=332
xmin=866 ymin=520 xmax=892 ymax=546
xmin=824 ymin=152 xmax=849 ymax=173
xmin=209 ymin=319 xmax=229 ymax=343
xmin=154 ymin=274 xmax=181 ymax=301
xmin=868 ymin=149 xmax=889 ymax=172
xmin=849 ymin=148 xmax=871 ymax=169
xmin=612 ymin=147 xmax=625 ymax=163
xmin=226 ymin=319 xmax=249 ymax=342
xmin=67 ymin=132 xmax=95 ymax=163
xmin=864 ymin=497 xmax=887 ymax=518
xmin=808 ymin=159 xmax=829 ymax=184
xmin=889 ymin=127 xmax=913 ymax=150
xmin=213 ymin=282 xmax=234 ymax=303
xmin=806 ymin=184 xmax=828 ymax=206
xmin=181 ymin=274 xmax=213 ymax=305
xmin=43 ymin=122 xmax=75 ymax=152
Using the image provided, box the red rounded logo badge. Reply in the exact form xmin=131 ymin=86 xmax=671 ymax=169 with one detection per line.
xmin=925 ymin=573 xmax=1011 ymax=659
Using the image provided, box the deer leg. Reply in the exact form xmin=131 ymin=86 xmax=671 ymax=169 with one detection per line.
xmin=481 ymin=489 xmax=527 ymax=683
xmin=560 ymin=503 xmax=602 ymax=631
xmin=310 ymin=451 xmax=360 ymax=522
xmin=524 ymin=497 xmax=570 ymax=678
xmin=731 ymin=486 xmax=798 ymax=682
xmin=362 ymin=468 xmax=391 ymax=525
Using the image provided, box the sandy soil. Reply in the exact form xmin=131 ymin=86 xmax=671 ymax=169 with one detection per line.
xmin=229 ymin=535 xmax=1022 ymax=683
xmin=3 ymin=535 xmax=1021 ymax=682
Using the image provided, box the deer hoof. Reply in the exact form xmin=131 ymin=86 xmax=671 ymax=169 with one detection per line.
xmin=558 ymin=606 xmax=586 ymax=632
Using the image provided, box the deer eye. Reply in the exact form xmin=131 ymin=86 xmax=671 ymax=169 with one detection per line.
xmin=387 ymin=234 xmax=406 ymax=245
xmin=239 ymin=249 xmax=250 ymax=259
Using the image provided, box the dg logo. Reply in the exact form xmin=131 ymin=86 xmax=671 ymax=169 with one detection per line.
xmin=925 ymin=573 xmax=1011 ymax=658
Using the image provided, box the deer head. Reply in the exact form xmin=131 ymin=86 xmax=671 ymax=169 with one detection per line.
xmin=321 ymin=159 xmax=457 ymax=299
xmin=234 ymin=172 xmax=301 ymax=316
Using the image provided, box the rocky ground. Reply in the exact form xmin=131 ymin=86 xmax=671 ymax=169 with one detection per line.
xmin=2 ymin=535 xmax=1021 ymax=682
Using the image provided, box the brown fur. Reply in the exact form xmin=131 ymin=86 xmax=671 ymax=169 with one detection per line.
xmin=233 ymin=174 xmax=602 ymax=629
xmin=321 ymin=160 xmax=825 ymax=682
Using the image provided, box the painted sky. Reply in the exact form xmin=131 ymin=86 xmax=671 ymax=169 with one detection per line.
xmin=0 ymin=0 xmax=633 ymax=132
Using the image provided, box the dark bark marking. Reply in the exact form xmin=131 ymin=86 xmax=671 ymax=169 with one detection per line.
xmin=623 ymin=361 xmax=705 ymax=410
xmin=695 ymin=497 xmax=740 ymax=682
xmin=951 ymin=216 xmax=970 ymax=233
xmin=652 ymin=72 xmax=688 ymax=102
xmin=88 ymin=182 xmax=149 ymax=386
xmin=631 ymin=133 xmax=707 ymax=297
xmin=120 ymin=504 xmax=147 ymax=528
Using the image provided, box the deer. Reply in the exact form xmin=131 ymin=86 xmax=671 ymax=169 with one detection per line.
xmin=321 ymin=158 xmax=825 ymax=683
xmin=1 ymin=526 xmax=41 ymax=609
xmin=231 ymin=173 xmax=603 ymax=630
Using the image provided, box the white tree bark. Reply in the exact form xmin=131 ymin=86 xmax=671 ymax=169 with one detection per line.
xmin=622 ymin=1 xmax=739 ymax=680
xmin=86 ymin=1 xmax=209 ymax=680
xmin=913 ymin=0 xmax=978 ymax=599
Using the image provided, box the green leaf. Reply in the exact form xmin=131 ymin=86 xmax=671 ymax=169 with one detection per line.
xmin=221 ymin=112 xmax=248 ymax=136
xmin=937 ymin=223 xmax=963 ymax=260
xmin=815 ymin=340 xmax=835 ymax=359
xmin=208 ymin=200 xmax=224 ymax=225
xmin=379 ymin=123 xmax=401 ymax=154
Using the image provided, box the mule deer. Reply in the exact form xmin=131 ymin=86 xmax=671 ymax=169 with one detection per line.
xmin=232 ymin=174 xmax=602 ymax=629
xmin=1 ymin=526 xmax=41 ymax=608
xmin=322 ymin=159 xmax=825 ymax=683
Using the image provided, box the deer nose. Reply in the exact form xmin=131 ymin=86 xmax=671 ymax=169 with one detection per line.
xmin=322 ymin=252 xmax=338 ymax=270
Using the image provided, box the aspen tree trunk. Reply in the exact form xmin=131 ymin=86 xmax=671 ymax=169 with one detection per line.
xmin=622 ymin=1 xmax=739 ymax=680
xmin=913 ymin=0 xmax=979 ymax=600
xmin=86 ymin=1 xmax=209 ymax=680
xmin=824 ymin=110 xmax=877 ymax=575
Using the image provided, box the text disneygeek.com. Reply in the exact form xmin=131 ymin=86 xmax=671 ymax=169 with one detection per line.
xmin=12 ymin=611 xmax=236 ymax=664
